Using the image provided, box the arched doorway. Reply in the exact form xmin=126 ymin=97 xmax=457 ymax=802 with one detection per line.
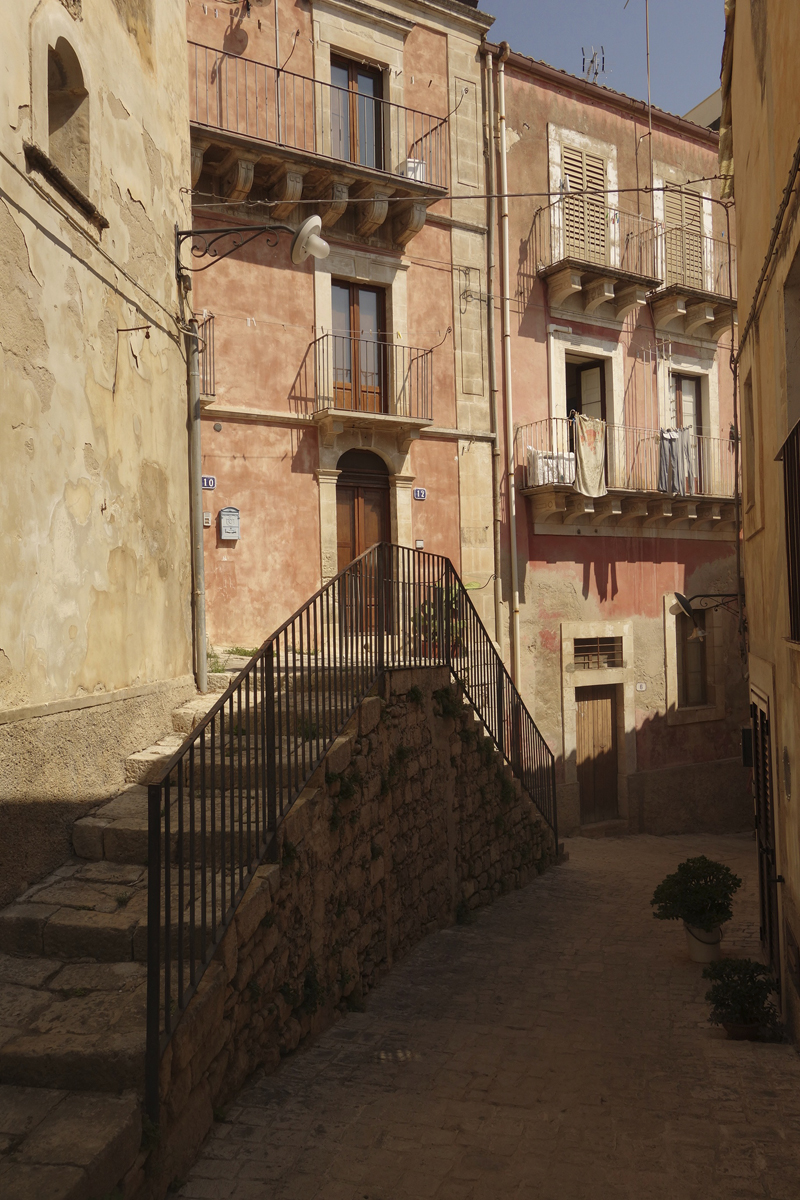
xmin=336 ymin=449 xmax=390 ymax=570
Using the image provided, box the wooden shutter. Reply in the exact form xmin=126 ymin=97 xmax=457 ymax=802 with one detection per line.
xmin=561 ymin=144 xmax=607 ymax=265
xmin=664 ymin=186 xmax=704 ymax=288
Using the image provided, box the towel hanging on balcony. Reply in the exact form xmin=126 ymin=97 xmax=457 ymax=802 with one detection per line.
xmin=574 ymin=413 xmax=607 ymax=497
xmin=658 ymin=428 xmax=695 ymax=496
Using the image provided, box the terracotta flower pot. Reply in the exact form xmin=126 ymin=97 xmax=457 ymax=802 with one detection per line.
xmin=684 ymin=921 xmax=722 ymax=963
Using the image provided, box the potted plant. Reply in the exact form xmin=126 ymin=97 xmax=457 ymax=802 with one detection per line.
xmin=703 ymin=958 xmax=779 ymax=1039
xmin=650 ymin=856 xmax=742 ymax=963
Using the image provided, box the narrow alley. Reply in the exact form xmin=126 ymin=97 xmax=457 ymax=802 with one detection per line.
xmin=178 ymin=834 xmax=800 ymax=1200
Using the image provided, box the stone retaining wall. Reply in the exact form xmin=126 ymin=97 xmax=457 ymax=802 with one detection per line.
xmin=134 ymin=667 xmax=557 ymax=1197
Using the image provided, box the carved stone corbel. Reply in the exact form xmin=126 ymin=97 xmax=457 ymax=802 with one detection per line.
xmin=546 ymin=267 xmax=582 ymax=308
xmin=352 ymin=183 xmax=393 ymax=237
xmin=219 ymin=153 xmax=260 ymax=202
xmin=583 ymin=278 xmax=615 ymax=314
xmin=392 ymin=200 xmax=428 ymax=247
xmin=266 ymin=164 xmax=309 ymax=218
xmin=191 ymin=138 xmax=211 ymax=188
xmin=652 ymin=295 xmax=687 ymax=329
xmin=684 ymin=302 xmax=715 ymax=336
xmin=318 ymin=180 xmax=350 ymax=229
xmin=615 ymin=284 xmax=647 ymax=322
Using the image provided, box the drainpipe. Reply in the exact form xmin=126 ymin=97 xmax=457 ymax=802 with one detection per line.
xmin=187 ymin=319 xmax=208 ymax=693
xmin=497 ymin=42 xmax=521 ymax=685
xmin=483 ymin=48 xmax=504 ymax=656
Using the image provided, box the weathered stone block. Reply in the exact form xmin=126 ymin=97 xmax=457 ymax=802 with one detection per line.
xmin=171 ymin=963 xmax=226 ymax=1073
xmin=71 ymin=818 xmax=107 ymax=861
xmin=359 ymin=696 xmax=382 ymax=736
xmin=326 ymin=736 xmax=353 ymax=775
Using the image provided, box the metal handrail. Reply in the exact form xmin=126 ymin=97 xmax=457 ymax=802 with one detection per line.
xmin=659 ymin=226 xmax=738 ymax=300
xmin=189 ymin=40 xmax=449 ymax=189
xmin=198 ymin=313 xmax=215 ymax=397
xmin=532 ymin=198 xmax=662 ymax=279
xmin=145 ymin=544 xmax=556 ymax=1121
xmin=312 ymin=333 xmax=434 ymax=420
xmin=516 ymin=417 xmax=740 ymax=499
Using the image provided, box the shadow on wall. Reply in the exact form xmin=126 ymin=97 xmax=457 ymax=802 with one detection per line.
xmin=556 ymin=702 xmax=751 ymax=837
xmin=0 ymin=799 xmax=96 ymax=908
xmin=289 ymin=342 xmax=315 ymax=415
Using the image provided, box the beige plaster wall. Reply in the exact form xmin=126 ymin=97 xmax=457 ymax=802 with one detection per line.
xmin=0 ymin=2 xmax=194 ymax=801
xmin=728 ymin=0 xmax=800 ymax=1037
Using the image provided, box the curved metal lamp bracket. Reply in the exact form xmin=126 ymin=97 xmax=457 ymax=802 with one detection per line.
xmin=175 ymin=223 xmax=295 ymax=278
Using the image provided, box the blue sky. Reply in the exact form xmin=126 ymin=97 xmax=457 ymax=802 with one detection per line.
xmin=486 ymin=0 xmax=726 ymax=118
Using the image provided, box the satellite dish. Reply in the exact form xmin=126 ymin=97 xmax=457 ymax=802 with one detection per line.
xmin=674 ymin=592 xmax=694 ymax=621
xmin=291 ymin=215 xmax=330 ymax=265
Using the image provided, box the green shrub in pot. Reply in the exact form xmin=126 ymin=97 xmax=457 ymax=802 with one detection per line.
xmin=650 ymin=856 xmax=742 ymax=932
xmin=703 ymin=958 xmax=779 ymax=1038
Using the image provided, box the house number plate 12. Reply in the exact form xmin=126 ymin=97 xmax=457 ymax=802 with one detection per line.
xmin=413 ymin=488 xmax=427 ymax=500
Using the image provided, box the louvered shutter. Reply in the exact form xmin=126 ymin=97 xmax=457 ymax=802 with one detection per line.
xmin=664 ymin=187 xmax=704 ymax=288
xmin=561 ymin=144 xmax=608 ymax=265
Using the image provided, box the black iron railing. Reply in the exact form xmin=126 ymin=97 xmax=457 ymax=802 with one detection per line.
xmin=312 ymin=333 xmax=434 ymax=421
xmin=198 ymin=313 xmax=215 ymax=398
xmin=189 ymin=41 xmax=449 ymax=190
xmin=145 ymin=545 xmax=556 ymax=1120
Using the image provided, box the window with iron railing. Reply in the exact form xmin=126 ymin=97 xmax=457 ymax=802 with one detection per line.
xmin=784 ymin=422 xmax=800 ymax=641
xmin=574 ymin=637 xmax=624 ymax=670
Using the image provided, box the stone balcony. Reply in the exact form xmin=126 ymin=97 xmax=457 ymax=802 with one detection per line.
xmin=516 ymin=417 xmax=738 ymax=534
xmin=188 ymin=41 xmax=448 ymax=248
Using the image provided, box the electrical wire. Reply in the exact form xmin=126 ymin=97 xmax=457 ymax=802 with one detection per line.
xmin=187 ymin=175 xmax=731 ymax=209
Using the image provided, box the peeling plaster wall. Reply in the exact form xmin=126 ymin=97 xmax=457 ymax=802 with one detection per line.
xmin=519 ymin=533 xmax=750 ymax=836
xmin=0 ymin=0 xmax=194 ymax=815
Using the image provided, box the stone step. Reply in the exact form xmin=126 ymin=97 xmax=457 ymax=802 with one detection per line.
xmin=0 ymin=1083 xmax=141 ymax=1198
xmin=124 ymin=733 xmax=187 ymax=785
xmin=73 ymin=783 xmax=281 ymax=866
xmin=0 ymin=845 xmax=272 ymax=964
xmin=0 ymin=952 xmax=147 ymax=1095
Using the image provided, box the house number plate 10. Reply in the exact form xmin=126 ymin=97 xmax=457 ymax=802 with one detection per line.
xmin=201 ymin=475 xmax=216 ymax=490
xmin=413 ymin=488 xmax=427 ymax=500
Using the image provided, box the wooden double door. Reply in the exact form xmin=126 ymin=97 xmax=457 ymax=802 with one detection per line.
xmin=336 ymin=450 xmax=390 ymax=572
xmin=576 ymin=685 xmax=619 ymax=825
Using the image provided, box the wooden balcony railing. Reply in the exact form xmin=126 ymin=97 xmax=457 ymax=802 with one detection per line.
xmin=189 ymin=41 xmax=449 ymax=189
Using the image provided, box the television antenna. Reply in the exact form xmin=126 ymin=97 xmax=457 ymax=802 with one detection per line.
xmin=582 ymin=46 xmax=605 ymax=83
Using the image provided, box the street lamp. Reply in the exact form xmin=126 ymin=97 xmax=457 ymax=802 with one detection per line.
xmin=178 ymin=215 xmax=330 ymax=692
xmin=175 ymin=214 xmax=330 ymax=281
xmin=673 ymin=592 xmax=740 ymax=642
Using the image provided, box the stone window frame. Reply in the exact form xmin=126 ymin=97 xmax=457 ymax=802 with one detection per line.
xmin=547 ymin=326 xmax=624 ymax=427
xmin=30 ymin=2 xmax=100 ymax=214
xmin=663 ymin=594 xmax=726 ymax=725
xmin=560 ymin=620 xmax=637 ymax=828
xmin=313 ymin=249 xmax=416 ymax=583
xmin=656 ymin=345 xmax=719 ymax=437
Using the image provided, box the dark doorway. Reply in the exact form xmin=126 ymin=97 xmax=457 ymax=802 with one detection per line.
xmin=336 ymin=449 xmax=390 ymax=571
xmin=576 ymin=684 xmax=619 ymax=824
xmin=566 ymin=356 xmax=607 ymax=422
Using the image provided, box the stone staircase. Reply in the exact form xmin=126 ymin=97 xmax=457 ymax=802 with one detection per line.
xmin=0 ymin=686 xmax=223 ymax=1199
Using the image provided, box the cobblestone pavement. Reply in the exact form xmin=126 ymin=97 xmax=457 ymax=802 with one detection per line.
xmin=178 ymin=834 xmax=800 ymax=1200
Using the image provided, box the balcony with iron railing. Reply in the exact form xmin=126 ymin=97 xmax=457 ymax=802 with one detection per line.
xmin=515 ymin=417 xmax=739 ymax=533
xmin=531 ymin=197 xmax=662 ymax=317
xmin=651 ymin=227 xmax=738 ymax=336
xmin=311 ymin=333 xmax=434 ymax=437
xmin=529 ymin=196 xmax=738 ymax=338
xmin=188 ymin=41 xmax=448 ymax=245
